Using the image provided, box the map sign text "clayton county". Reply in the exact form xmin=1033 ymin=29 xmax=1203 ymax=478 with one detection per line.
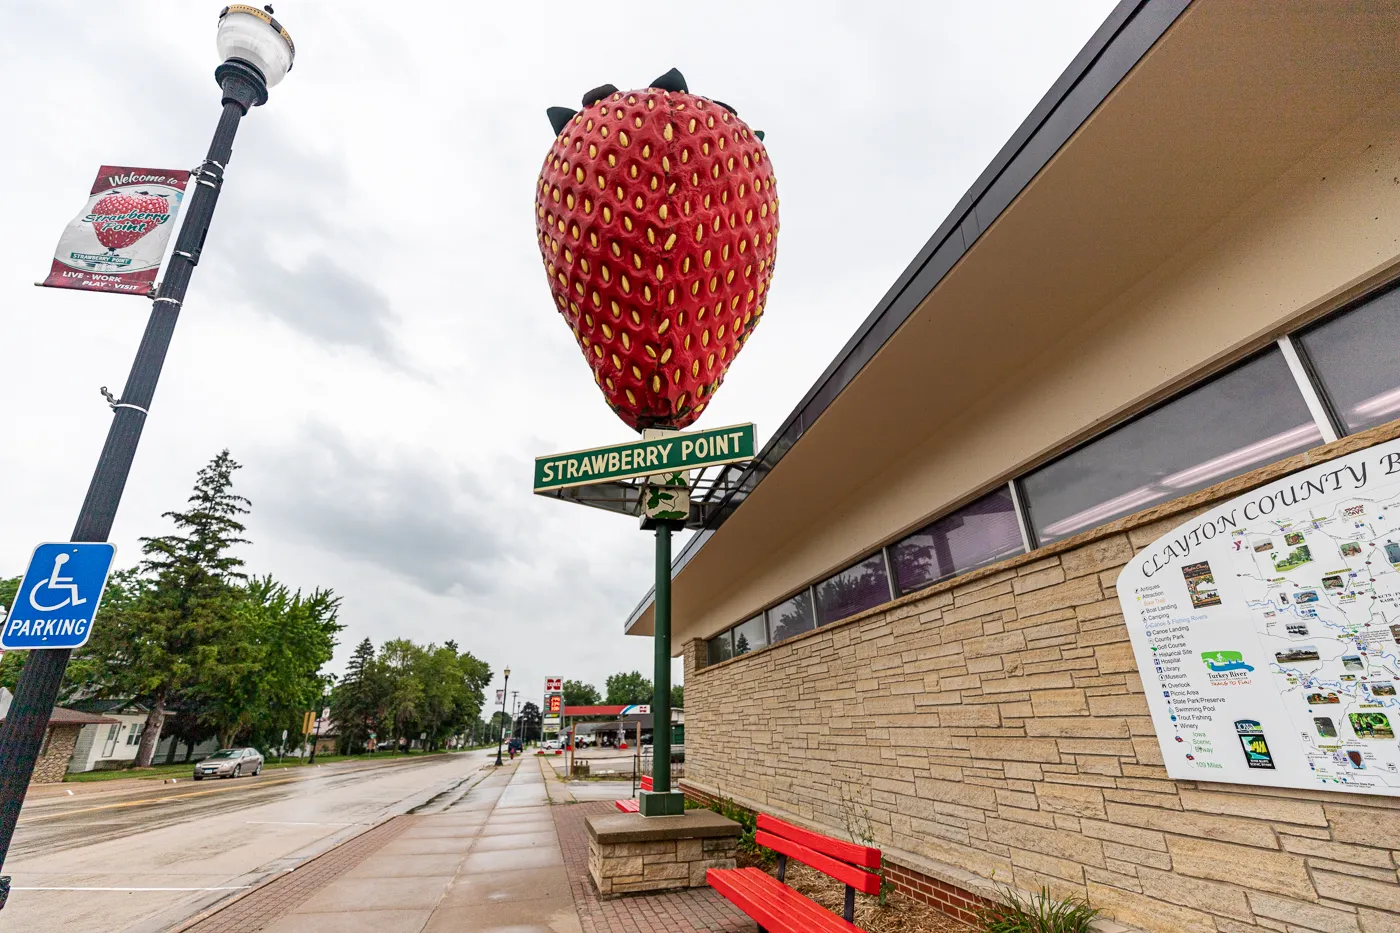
xmin=534 ymin=423 xmax=756 ymax=492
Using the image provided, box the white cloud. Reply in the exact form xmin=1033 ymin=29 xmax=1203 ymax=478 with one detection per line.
xmin=0 ymin=0 xmax=1120 ymax=701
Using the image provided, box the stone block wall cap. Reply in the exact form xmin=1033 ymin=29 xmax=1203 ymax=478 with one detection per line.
xmin=586 ymin=809 xmax=742 ymax=843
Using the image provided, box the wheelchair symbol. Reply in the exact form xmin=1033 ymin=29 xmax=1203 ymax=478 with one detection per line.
xmin=28 ymin=552 xmax=87 ymax=612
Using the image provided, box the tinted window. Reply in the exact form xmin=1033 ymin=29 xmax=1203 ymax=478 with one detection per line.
xmin=1022 ymin=349 xmax=1321 ymax=544
xmin=814 ymin=554 xmax=891 ymax=626
xmin=1298 ymin=286 xmax=1400 ymax=434
xmin=706 ymin=630 xmax=733 ymax=665
xmin=769 ymin=589 xmax=815 ymax=643
xmin=890 ymin=487 xmax=1023 ymax=594
xmin=732 ymin=615 xmax=767 ymax=656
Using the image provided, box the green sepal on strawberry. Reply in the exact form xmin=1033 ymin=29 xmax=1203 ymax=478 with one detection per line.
xmin=536 ymin=68 xmax=779 ymax=432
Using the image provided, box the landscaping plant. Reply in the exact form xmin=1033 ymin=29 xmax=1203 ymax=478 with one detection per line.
xmin=974 ymin=884 xmax=1100 ymax=933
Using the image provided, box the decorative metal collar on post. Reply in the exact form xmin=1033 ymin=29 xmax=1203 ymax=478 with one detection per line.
xmin=0 ymin=6 xmax=295 ymax=910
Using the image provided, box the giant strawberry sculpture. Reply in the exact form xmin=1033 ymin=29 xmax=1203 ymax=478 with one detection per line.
xmin=536 ymin=69 xmax=778 ymax=432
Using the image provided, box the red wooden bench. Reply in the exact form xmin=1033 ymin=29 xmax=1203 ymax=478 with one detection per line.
xmin=708 ymin=814 xmax=881 ymax=932
xmin=614 ymin=775 xmax=652 ymax=812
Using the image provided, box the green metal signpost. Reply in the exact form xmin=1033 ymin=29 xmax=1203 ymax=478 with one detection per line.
xmin=535 ymin=423 xmax=756 ymax=816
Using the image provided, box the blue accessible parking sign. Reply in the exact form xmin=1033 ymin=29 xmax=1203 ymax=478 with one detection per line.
xmin=1 ymin=543 xmax=116 ymax=650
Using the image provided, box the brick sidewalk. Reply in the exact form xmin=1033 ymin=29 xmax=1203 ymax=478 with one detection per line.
xmin=172 ymin=814 xmax=416 ymax=933
xmin=551 ymin=800 xmax=751 ymax=933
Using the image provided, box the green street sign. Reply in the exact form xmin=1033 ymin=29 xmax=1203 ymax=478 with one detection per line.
xmin=534 ymin=423 xmax=756 ymax=492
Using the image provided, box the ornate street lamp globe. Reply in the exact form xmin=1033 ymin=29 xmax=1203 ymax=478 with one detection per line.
xmin=216 ymin=4 xmax=295 ymax=87
xmin=504 ymin=668 xmax=511 ymax=679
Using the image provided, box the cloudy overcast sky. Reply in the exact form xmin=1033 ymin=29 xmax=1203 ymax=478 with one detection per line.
xmin=1 ymin=1 xmax=1118 ymax=707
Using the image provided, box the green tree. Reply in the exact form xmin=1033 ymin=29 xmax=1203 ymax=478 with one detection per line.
xmin=0 ymin=576 xmax=22 ymax=691
xmin=379 ymin=639 xmax=425 ymax=753
xmin=77 ymin=451 xmax=252 ymax=766
xmin=562 ymin=679 xmax=601 ymax=707
xmin=195 ymin=577 xmax=341 ymax=749
xmin=605 ymin=670 xmax=652 ymax=705
xmin=517 ymin=701 xmax=543 ymax=742
xmin=332 ymin=638 xmax=383 ymax=754
xmin=671 ymin=684 xmax=684 ymax=709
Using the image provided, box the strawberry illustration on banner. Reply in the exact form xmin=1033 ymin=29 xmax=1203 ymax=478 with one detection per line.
xmin=536 ymin=69 xmax=779 ymax=432
xmin=41 ymin=165 xmax=190 ymax=296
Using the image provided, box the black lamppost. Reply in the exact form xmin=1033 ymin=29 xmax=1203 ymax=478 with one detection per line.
xmin=307 ymin=690 xmax=329 ymax=765
xmin=494 ymin=667 xmax=511 ymax=766
xmin=0 ymin=6 xmax=295 ymax=910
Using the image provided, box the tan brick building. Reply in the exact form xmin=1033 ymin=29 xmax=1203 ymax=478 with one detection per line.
xmin=623 ymin=3 xmax=1400 ymax=930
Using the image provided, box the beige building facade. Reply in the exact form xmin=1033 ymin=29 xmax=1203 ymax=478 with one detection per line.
xmin=623 ymin=2 xmax=1400 ymax=930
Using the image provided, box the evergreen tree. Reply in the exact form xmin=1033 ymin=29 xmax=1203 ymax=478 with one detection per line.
xmin=332 ymin=638 xmax=382 ymax=753
xmin=517 ymin=701 xmax=543 ymax=742
xmin=83 ymin=451 xmax=251 ymax=766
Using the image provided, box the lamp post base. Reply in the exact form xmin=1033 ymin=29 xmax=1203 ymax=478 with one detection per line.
xmin=638 ymin=789 xmax=686 ymax=817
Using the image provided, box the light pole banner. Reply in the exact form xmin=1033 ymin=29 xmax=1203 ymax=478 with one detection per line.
xmin=41 ymin=165 xmax=190 ymax=296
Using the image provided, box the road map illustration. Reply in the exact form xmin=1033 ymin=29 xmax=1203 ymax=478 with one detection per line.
xmin=1118 ymin=437 xmax=1400 ymax=796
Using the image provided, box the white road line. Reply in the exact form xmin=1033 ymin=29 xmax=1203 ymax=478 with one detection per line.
xmin=12 ymin=886 xmax=252 ymax=892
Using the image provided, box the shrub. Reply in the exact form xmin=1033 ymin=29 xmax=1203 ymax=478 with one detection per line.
xmin=706 ymin=794 xmax=775 ymax=865
xmin=975 ymin=885 xmax=1100 ymax=933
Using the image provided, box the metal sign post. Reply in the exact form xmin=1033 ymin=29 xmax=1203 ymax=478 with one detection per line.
xmin=534 ymin=425 xmax=752 ymax=816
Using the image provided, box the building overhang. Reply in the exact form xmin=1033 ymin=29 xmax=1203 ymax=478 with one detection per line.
xmin=626 ymin=0 xmax=1400 ymax=646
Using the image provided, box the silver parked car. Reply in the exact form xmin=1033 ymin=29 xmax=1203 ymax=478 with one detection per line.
xmin=193 ymin=747 xmax=264 ymax=780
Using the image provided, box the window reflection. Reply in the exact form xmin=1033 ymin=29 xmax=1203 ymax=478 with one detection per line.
xmin=732 ymin=614 xmax=767 ymax=656
xmin=1299 ymin=285 xmax=1400 ymax=434
xmin=890 ymin=487 xmax=1023 ymax=594
xmin=814 ymin=554 xmax=891 ymax=626
xmin=706 ymin=630 xmax=733 ymax=665
xmin=769 ymin=589 xmax=815 ymax=643
xmin=1022 ymin=350 xmax=1320 ymax=544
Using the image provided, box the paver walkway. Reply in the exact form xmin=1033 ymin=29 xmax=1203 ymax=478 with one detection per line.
xmin=177 ymin=754 xmax=755 ymax=932
xmin=542 ymin=768 xmax=751 ymax=933
xmin=241 ymin=759 xmax=579 ymax=932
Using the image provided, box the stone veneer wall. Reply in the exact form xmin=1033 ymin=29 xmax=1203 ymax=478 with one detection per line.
xmin=683 ymin=422 xmax=1400 ymax=933
xmin=32 ymin=725 xmax=81 ymax=784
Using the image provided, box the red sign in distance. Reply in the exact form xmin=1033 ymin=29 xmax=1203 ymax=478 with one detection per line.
xmin=545 ymin=677 xmax=562 ymax=692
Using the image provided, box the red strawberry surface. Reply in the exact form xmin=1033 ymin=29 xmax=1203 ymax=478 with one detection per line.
xmin=535 ymin=85 xmax=779 ymax=432
xmin=91 ymin=191 xmax=170 ymax=250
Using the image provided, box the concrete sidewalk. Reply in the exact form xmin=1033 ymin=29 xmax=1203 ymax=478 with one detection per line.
xmin=250 ymin=758 xmax=580 ymax=933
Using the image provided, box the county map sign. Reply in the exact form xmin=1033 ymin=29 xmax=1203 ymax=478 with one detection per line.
xmin=1117 ymin=436 xmax=1400 ymax=796
xmin=533 ymin=423 xmax=754 ymax=492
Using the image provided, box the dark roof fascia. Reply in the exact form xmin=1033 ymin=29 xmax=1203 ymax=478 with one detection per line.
xmin=625 ymin=0 xmax=1192 ymax=633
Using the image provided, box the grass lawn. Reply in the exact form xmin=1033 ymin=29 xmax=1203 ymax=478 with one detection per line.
xmin=63 ymin=748 xmax=463 ymax=783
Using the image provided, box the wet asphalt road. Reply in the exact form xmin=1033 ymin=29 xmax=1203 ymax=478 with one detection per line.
xmin=2 ymin=750 xmax=495 ymax=933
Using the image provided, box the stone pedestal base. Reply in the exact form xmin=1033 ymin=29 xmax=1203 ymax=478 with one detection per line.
xmin=586 ymin=809 xmax=740 ymax=897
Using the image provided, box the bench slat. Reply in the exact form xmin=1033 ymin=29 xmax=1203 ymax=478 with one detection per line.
xmin=709 ymin=867 xmax=864 ymax=933
xmin=641 ymin=776 xmax=653 ymax=791
xmin=615 ymin=798 xmax=639 ymax=812
xmin=757 ymin=814 xmax=881 ymax=869
xmin=755 ymin=831 xmax=882 ymax=895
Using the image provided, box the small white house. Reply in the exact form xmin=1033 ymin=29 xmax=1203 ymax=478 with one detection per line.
xmin=65 ymin=699 xmax=152 ymax=773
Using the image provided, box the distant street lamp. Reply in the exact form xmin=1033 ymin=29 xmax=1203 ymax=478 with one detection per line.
xmin=0 ymin=6 xmax=295 ymax=910
xmin=494 ymin=667 xmax=511 ymax=767
xmin=307 ymin=691 xmax=329 ymax=765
